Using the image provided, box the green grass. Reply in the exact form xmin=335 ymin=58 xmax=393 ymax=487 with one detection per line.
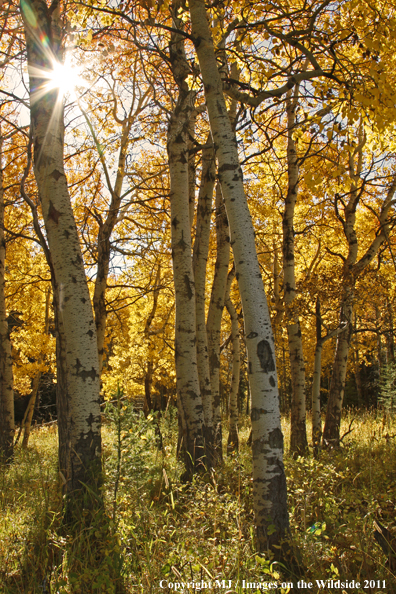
xmin=1 ymin=409 xmax=395 ymax=593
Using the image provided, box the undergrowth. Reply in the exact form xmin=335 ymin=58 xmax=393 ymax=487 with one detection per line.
xmin=0 ymin=408 xmax=395 ymax=593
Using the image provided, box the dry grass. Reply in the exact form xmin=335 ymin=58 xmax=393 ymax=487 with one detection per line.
xmin=1 ymin=409 xmax=395 ymax=593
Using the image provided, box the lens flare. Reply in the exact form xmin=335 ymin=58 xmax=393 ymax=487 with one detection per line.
xmin=46 ymin=59 xmax=83 ymax=97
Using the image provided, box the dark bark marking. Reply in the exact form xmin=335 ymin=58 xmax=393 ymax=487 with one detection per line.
xmin=184 ymin=275 xmax=193 ymax=300
xmin=86 ymin=329 xmax=94 ymax=337
xmin=77 ymin=366 xmax=99 ymax=382
xmin=64 ymin=230 xmax=70 ymax=239
xmin=257 ymin=340 xmax=275 ymax=372
xmin=51 ymin=169 xmax=63 ymax=181
xmin=172 ymin=216 xmax=179 ymax=229
xmin=269 ymin=375 xmax=276 ymax=387
xmin=210 ymin=351 xmax=219 ymax=370
xmin=81 ymin=298 xmax=86 ymax=303
xmin=268 ymin=427 xmax=283 ymax=449
xmin=216 ymin=99 xmax=224 ymax=114
xmin=218 ymin=163 xmax=238 ymax=173
xmin=251 ymin=407 xmax=269 ymax=421
xmin=48 ymin=201 xmax=61 ymax=224
xmin=252 ymin=436 xmax=265 ymax=455
xmin=86 ymin=412 xmax=96 ymax=426
xmin=247 ymin=331 xmax=258 ymax=339
xmin=186 ymin=390 xmax=199 ymax=400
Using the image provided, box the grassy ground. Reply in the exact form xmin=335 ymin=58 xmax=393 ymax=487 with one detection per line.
xmin=1 ymin=407 xmax=395 ymax=593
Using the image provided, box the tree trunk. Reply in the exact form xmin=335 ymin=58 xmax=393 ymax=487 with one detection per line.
xmin=143 ymin=264 xmax=161 ymax=416
xmin=311 ymin=342 xmax=323 ymax=454
xmin=352 ymin=318 xmax=363 ymax=406
xmin=167 ymin=1 xmax=205 ymax=475
xmin=192 ymin=141 xmax=216 ymax=464
xmin=311 ymin=299 xmax=322 ymax=454
xmin=189 ymin=0 xmax=289 ymax=553
xmin=188 ymin=110 xmax=198 ymax=230
xmin=283 ymin=90 xmax=308 ymax=456
xmin=0 ymin=133 xmax=14 ymax=463
xmin=22 ymin=0 xmax=101 ymax=494
xmin=386 ymin=299 xmax=395 ymax=362
xmin=206 ymin=182 xmax=230 ymax=465
xmin=225 ymin=266 xmax=240 ymax=454
xmin=322 ymin=292 xmax=353 ymax=447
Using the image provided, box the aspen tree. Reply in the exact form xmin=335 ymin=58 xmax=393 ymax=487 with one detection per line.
xmin=0 ymin=132 xmax=14 ymax=463
xmin=167 ymin=0 xmax=205 ymax=474
xmin=283 ymin=88 xmax=308 ymax=456
xmin=225 ymin=265 xmax=240 ymax=454
xmin=189 ymin=0 xmax=289 ymax=552
xmin=21 ymin=0 xmax=101 ymax=494
xmin=206 ymin=182 xmax=230 ymax=465
xmin=192 ymin=142 xmax=216 ymax=464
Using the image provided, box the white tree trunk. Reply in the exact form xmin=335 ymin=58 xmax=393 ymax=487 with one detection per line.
xmin=168 ymin=1 xmax=205 ymax=474
xmin=206 ymin=182 xmax=230 ymax=464
xmin=0 ymin=133 xmax=14 ymax=463
xmin=225 ymin=266 xmax=240 ymax=454
xmin=311 ymin=298 xmax=323 ymax=452
xmin=311 ymin=343 xmax=323 ymax=452
xmin=22 ymin=0 xmax=101 ymax=494
xmin=192 ymin=141 xmax=216 ymax=463
xmin=189 ymin=0 xmax=289 ymax=552
xmin=283 ymin=90 xmax=308 ymax=456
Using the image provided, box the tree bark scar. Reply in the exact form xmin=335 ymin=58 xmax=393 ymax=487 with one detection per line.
xmin=247 ymin=331 xmax=258 ymax=339
xmin=48 ymin=201 xmax=61 ymax=224
xmin=50 ymin=169 xmax=63 ymax=181
xmin=184 ymin=274 xmax=193 ymax=299
xmin=257 ymin=340 xmax=275 ymax=372
xmin=251 ymin=407 xmax=269 ymax=421
xmin=269 ymin=427 xmax=283 ymax=448
xmin=218 ymin=163 xmax=238 ymax=173
xmin=77 ymin=366 xmax=99 ymax=382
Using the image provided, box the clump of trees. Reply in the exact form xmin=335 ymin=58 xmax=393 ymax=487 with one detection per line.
xmin=1 ymin=0 xmax=396 ymax=561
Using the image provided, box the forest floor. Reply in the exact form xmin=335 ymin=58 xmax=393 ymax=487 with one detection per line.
xmin=0 ymin=407 xmax=395 ymax=594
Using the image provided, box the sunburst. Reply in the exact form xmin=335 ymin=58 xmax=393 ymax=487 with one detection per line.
xmin=45 ymin=57 xmax=84 ymax=98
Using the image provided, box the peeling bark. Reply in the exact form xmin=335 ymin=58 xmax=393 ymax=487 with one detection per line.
xmin=189 ymin=0 xmax=289 ymax=553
